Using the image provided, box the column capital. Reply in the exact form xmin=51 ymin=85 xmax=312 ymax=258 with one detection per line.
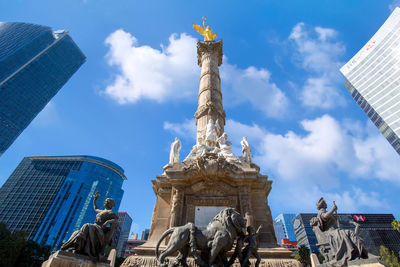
xmin=197 ymin=40 xmax=223 ymax=66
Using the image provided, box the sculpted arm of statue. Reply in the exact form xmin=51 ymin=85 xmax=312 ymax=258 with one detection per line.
xmin=256 ymin=225 xmax=262 ymax=235
xmin=103 ymin=218 xmax=118 ymax=230
xmin=322 ymin=201 xmax=338 ymax=220
xmin=93 ymin=191 xmax=101 ymax=213
xmin=216 ymin=119 xmax=221 ymax=131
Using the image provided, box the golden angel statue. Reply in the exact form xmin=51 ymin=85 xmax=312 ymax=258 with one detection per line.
xmin=192 ymin=16 xmax=217 ymax=41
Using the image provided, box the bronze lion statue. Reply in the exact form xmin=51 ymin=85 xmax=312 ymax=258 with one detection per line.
xmin=156 ymin=208 xmax=247 ymax=267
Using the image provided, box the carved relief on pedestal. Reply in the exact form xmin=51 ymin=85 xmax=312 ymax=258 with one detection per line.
xmin=169 ymin=186 xmax=184 ymax=228
xmin=239 ymin=186 xmax=254 ymax=227
xmin=185 ymin=195 xmax=238 ymax=223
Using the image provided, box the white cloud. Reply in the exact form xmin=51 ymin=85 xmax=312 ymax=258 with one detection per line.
xmin=104 ymin=30 xmax=198 ymax=104
xmin=257 ymin=115 xmax=400 ymax=184
xmin=289 ymin=23 xmax=346 ymax=109
xmin=221 ymin=61 xmax=289 ymax=118
xmin=163 ymin=119 xmax=196 ymax=140
xmin=163 ymin=115 xmax=399 ymax=211
xmin=104 ymin=30 xmax=289 ymax=118
xmin=389 ymin=0 xmax=400 ymax=11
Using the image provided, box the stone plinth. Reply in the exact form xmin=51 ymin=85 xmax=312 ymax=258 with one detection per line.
xmin=42 ymin=250 xmax=111 ymax=267
xmin=122 ymin=256 xmax=301 ymax=267
xmin=310 ymin=253 xmax=388 ymax=267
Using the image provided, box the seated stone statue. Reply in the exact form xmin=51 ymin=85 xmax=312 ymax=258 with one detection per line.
xmin=310 ymin=198 xmax=368 ymax=266
xmin=61 ymin=191 xmax=118 ymax=261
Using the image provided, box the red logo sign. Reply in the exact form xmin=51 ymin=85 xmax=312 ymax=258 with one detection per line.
xmin=353 ymin=215 xmax=366 ymax=222
xmin=366 ymin=41 xmax=376 ymax=51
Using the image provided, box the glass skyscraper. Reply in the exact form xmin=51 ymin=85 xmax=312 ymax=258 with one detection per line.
xmin=0 ymin=22 xmax=86 ymax=156
xmin=113 ymin=212 xmax=133 ymax=257
xmin=340 ymin=7 xmax=400 ymax=155
xmin=274 ymin=213 xmax=297 ymax=242
xmin=0 ymin=156 xmax=126 ymax=249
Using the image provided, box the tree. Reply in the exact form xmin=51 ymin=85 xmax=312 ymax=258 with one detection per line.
xmin=14 ymin=240 xmax=51 ymax=267
xmin=0 ymin=223 xmax=26 ymax=267
xmin=295 ymin=244 xmax=311 ymax=267
xmin=115 ymin=256 xmax=126 ymax=267
xmin=392 ymin=219 xmax=400 ymax=232
xmin=317 ymin=253 xmax=325 ymax=264
xmin=380 ymin=245 xmax=400 ymax=267
xmin=0 ymin=222 xmax=51 ymax=267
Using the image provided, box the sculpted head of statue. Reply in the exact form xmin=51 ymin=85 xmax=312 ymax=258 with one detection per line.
xmin=104 ymin=198 xmax=116 ymax=210
xmin=316 ymin=197 xmax=327 ymax=210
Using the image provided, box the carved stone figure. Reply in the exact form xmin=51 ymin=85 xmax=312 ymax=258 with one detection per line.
xmin=61 ymin=191 xmax=118 ymax=261
xmin=169 ymin=137 xmax=182 ymax=164
xmin=217 ymin=133 xmax=238 ymax=163
xmin=155 ymin=208 xmax=246 ymax=267
xmin=240 ymin=225 xmax=262 ymax=267
xmin=240 ymin=137 xmax=252 ymax=163
xmin=310 ymin=198 xmax=368 ymax=266
xmin=184 ymin=140 xmax=207 ymax=162
xmin=205 ymin=119 xmax=220 ymax=147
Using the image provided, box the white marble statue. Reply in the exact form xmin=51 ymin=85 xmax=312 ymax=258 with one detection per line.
xmin=217 ymin=133 xmax=238 ymax=162
xmin=169 ymin=137 xmax=182 ymax=164
xmin=241 ymin=137 xmax=252 ymax=163
xmin=184 ymin=137 xmax=208 ymax=162
xmin=205 ymin=119 xmax=220 ymax=147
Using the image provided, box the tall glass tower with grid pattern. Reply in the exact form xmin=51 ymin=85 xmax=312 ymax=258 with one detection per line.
xmin=340 ymin=7 xmax=400 ymax=155
xmin=0 ymin=156 xmax=126 ymax=249
xmin=0 ymin=22 xmax=86 ymax=156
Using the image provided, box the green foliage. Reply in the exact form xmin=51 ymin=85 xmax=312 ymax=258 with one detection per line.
xmin=0 ymin=223 xmax=26 ymax=267
xmin=115 ymin=256 xmax=126 ymax=267
xmin=317 ymin=253 xmax=325 ymax=263
xmin=295 ymin=244 xmax=311 ymax=267
xmin=380 ymin=245 xmax=400 ymax=267
xmin=392 ymin=219 xmax=400 ymax=232
xmin=0 ymin=222 xmax=51 ymax=267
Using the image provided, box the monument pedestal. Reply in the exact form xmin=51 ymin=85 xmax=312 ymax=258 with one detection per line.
xmin=42 ymin=250 xmax=112 ymax=267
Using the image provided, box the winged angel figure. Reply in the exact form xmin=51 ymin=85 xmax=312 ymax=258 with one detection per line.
xmin=192 ymin=16 xmax=217 ymax=41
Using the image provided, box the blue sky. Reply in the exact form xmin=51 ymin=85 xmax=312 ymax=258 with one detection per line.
xmin=1 ymin=0 xmax=400 ymax=235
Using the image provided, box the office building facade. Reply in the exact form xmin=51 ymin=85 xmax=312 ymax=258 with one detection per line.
xmin=0 ymin=22 xmax=86 ymax=155
xmin=273 ymin=219 xmax=286 ymax=244
xmin=113 ymin=212 xmax=133 ymax=257
xmin=293 ymin=213 xmax=400 ymax=255
xmin=340 ymin=7 xmax=400 ymax=154
xmin=141 ymin=228 xmax=150 ymax=241
xmin=124 ymin=239 xmax=146 ymax=257
xmin=274 ymin=213 xmax=297 ymax=242
xmin=0 ymin=156 xmax=126 ymax=249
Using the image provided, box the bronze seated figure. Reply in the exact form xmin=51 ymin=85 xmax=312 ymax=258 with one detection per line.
xmin=61 ymin=191 xmax=118 ymax=261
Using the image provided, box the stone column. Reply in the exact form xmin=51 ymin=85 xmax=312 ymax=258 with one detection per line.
xmin=169 ymin=186 xmax=184 ymax=227
xmin=239 ymin=186 xmax=254 ymax=227
xmin=195 ymin=40 xmax=226 ymax=144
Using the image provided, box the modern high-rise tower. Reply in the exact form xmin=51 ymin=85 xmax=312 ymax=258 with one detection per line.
xmin=340 ymin=8 xmax=400 ymax=155
xmin=0 ymin=22 xmax=86 ymax=156
xmin=0 ymin=156 xmax=126 ymax=249
xmin=113 ymin=212 xmax=133 ymax=257
xmin=274 ymin=214 xmax=297 ymax=242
